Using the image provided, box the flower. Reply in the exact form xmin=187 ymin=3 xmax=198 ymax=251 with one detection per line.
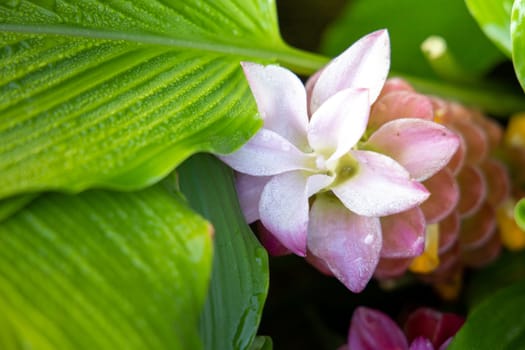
xmin=340 ymin=306 xmax=464 ymax=350
xmin=371 ymin=80 xmax=512 ymax=298
xmin=219 ymin=30 xmax=459 ymax=292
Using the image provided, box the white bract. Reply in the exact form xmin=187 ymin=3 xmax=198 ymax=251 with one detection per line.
xmin=220 ymin=30 xmax=459 ymax=292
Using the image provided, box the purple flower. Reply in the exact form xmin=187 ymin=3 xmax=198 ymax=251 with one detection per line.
xmin=219 ymin=30 xmax=459 ymax=292
xmin=342 ymin=307 xmax=464 ymax=350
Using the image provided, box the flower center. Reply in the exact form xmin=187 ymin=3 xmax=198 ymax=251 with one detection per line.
xmin=332 ymin=153 xmax=359 ymax=186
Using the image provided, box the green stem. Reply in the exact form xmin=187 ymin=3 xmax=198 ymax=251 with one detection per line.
xmin=273 ymin=45 xmax=329 ymax=75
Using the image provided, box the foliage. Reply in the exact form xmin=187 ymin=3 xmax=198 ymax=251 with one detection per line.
xmin=449 ymin=280 xmax=525 ymax=349
xmin=322 ymin=0 xmax=504 ymax=78
xmin=2 ymin=0 xmax=525 ymax=348
xmin=178 ymin=155 xmax=269 ymax=350
xmin=0 ymin=185 xmax=212 ymax=349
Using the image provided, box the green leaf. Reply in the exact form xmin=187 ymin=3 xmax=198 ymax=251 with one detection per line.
xmin=449 ymin=280 xmax=525 ymax=349
xmin=0 ymin=184 xmax=213 ymax=349
xmin=249 ymin=336 xmax=273 ymax=350
xmin=178 ymin=154 xmax=269 ymax=350
xmin=466 ymin=0 xmax=514 ymax=57
xmin=511 ymin=0 xmax=525 ymax=91
xmin=515 ymin=197 xmax=525 ymax=230
xmin=0 ymin=0 xmax=329 ymax=199
xmin=0 ymin=193 xmax=37 ymax=222
xmin=322 ymin=0 xmax=504 ymax=78
xmin=465 ymin=250 xmax=525 ymax=309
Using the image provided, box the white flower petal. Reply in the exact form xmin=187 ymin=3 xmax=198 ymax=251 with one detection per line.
xmin=259 ymin=171 xmax=311 ymax=256
xmin=308 ymin=195 xmax=382 ymax=292
xmin=241 ymin=62 xmax=309 ymax=149
xmin=306 ymin=173 xmax=335 ymax=196
xmin=332 ymin=150 xmax=429 ymax=216
xmin=310 ymin=30 xmax=390 ymax=113
xmin=219 ymin=128 xmax=315 ymax=176
xmin=308 ymin=88 xmax=370 ymax=162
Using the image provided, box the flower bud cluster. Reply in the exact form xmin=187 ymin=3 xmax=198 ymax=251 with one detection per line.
xmin=372 ymin=79 xmax=513 ymax=297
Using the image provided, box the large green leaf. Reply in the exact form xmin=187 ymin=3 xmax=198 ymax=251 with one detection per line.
xmin=178 ymin=154 xmax=269 ymax=350
xmin=0 ymin=184 xmax=213 ymax=349
xmin=322 ymin=0 xmax=504 ymax=78
xmin=466 ymin=0 xmax=514 ymax=57
xmin=511 ymin=0 xmax=525 ymax=91
xmin=0 ymin=193 xmax=37 ymax=222
xmin=449 ymin=280 xmax=525 ymax=349
xmin=0 ymin=0 xmax=324 ymax=199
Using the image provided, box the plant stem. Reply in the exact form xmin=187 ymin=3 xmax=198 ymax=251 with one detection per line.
xmin=273 ymin=45 xmax=329 ymax=75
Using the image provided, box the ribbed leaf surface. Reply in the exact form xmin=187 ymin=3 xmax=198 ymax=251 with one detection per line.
xmin=0 ymin=0 xmax=290 ymax=198
xmin=0 ymin=184 xmax=213 ymax=349
xmin=178 ymin=154 xmax=269 ymax=350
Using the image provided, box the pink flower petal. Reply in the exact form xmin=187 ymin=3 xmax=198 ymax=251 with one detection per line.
xmin=420 ymin=168 xmax=460 ymax=224
xmin=257 ymin=222 xmax=292 ymax=256
xmin=446 ymin=134 xmax=466 ymax=175
xmin=219 ymin=128 xmax=315 ymax=176
xmin=308 ymin=88 xmax=370 ymax=162
xmin=380 ymin=207 xmax=426 ymax=258
xmin=480 ymin=159 xmax=510 ymax=207
xmin=431 ymin=244 xmax=461 ymax=276
xmin=447 ymin=119 xmax=488 ymax=165
xmin=461 ymin=231 xmax=502 ymax=268
xmin=472 ymin=111 xmax=503 ymax=150
xmin=438 ymin=211 xmax=460 ymax=254
xmin=458 ymin=202 xmax=496 ymax=251
xmin=368 ymin=91 xmax=434 ymax=130
xmin=258 ymin=171 xmax=311 ymax=256
xmin=241 ymin=62 xmax=309 ymax=149
xmin=306 ymin=249 xmax=334 ymax=276
xmin=310 ymin=30 xmax=390 ymax=113
xmin=456 ymin=165 xmax=487 ymax=217
xmin=409 ymin=337 xmax=434 ymax=350
xmin=308 ymin=195 xmax=382 ymax=292
xmin=348 ymin=307 xmax=409 ymax=350
xmin=366 ymin=118 xmax=460 ymax=181
xmin=380 ymin=77 xmax=415 ymax=95
xmin=332 ymin=150 xmax=429 ymax=217
xmin=405 ymin=308 xmax=465 ymax=349
xmin=235 ymin=173 xmax=270 ymax=223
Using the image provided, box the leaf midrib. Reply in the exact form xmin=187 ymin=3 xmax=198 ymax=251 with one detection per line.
xmin=0 ymin=23 xmax=329 ymax=74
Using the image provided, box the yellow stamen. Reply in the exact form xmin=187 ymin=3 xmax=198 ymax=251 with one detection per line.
xmin=505 ymin=113 xmax=525 ymax=148
xmin=434 ymin=270 xmax=463 ymax=301
xmin=409 ymin=224 xmax=440 ymax=273
xmin=497 ymin=198 xmax=525 ymax=251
